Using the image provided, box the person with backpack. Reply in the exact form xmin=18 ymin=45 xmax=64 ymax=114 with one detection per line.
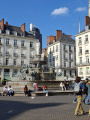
xmin=85 ymin=81 xmax=90 ymax=105
xmin=74 ymin=76 xmax=84 ymax=116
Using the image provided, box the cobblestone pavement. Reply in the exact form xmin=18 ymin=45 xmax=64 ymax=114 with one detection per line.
xmin=0 ymin=95 xmax=90 ymax=120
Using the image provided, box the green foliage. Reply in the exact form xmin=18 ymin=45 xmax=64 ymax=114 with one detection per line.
xmin=1 ymin=79 xmax=5 ymax=85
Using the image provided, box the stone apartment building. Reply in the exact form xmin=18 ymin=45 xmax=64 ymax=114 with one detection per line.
xmin=47 ymin=30 xmax=76 ymax=80
xmin=0 ymin=19 xmax=42 ymax=82
xmin=75 ymin=0 xmax=90 ymax=80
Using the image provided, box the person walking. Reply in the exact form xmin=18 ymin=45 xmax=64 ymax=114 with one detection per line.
xmin=74 ymin=76 xmax=84 ymax=116
xmin=83 ymin=78 xmax=88 ymax=103
xmin=85 ymin=82 xmax=90 ymax=105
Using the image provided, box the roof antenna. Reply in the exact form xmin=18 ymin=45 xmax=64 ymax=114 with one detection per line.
xmin=79 ymin=18 xmax=81 ymax=33
xmin=89 ymin=0 xmax=90 ymax=17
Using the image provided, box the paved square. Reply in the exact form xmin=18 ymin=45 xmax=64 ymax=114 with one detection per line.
xmin=0 ymin=95 xmax=90 ymax=120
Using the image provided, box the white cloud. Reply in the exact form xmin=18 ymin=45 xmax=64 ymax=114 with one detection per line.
xmin=51 ymin=7 xmax=69 ymax=15
xmin=75 ymin=7 xmax=86 ymax=12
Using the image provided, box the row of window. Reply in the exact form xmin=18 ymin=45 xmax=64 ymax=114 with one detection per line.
xmin=64 ymin=45 xmax=76 ymax=52
xmin=49 ymin=62 xmax=75 ymax=68
xmin=0 ymin=68 xmax=18 ymax=76
xmin=49 ymin=45 xmax=76 ymax=53
xmin=78 ymin=35 xmax=88 ymax=45
xmin=79 ymin=67 xmax=90 ymax=75
xmin=49 ymin=54 xmax=75 ymax=61
xmin=0 ymin=38 xmax=33 ymax=48
xmin=50 ymin=45 xmax=58 ymax=53
xmin=64 ymin=70 xmax=76 ymax=77
xmin=5 ymin=58 xmax=25 ymax=66
xmin=0 ymin=29 xmax=25 ymax=37
xmin=79 ymin=46 xmax=89 ymax=55
xmin=79 ymin=56 xmax=89 ymax=64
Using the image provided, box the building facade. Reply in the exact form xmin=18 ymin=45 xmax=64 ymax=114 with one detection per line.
xmin=0 ymin=19 xmax=42 ymax=82
xmin=75 ymin=0 xmax=90 ymax=80
xmin=47 ymin=30 xmax=76 ymax=80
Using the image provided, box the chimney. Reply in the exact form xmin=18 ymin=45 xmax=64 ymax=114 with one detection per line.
xmin=0 ymin=19 xmax=4 ymax=30
xmin=5 ymin=21 xmax=8 ymax=28
xmin=47 ymin=36 xmax=56 ymax=46
xmin=5 ymin=21 xmax=8 ymax=25
xmin=85 ymin=16 xmax=90 ymax=26
xmin=56 ymin=30 xmax=62 ymax=40
xmin=21 ymin=23 xmax=25 ymax=32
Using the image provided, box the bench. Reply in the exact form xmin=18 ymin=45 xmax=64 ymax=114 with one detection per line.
xmin=36 ymin=91 xmax=48 ymax=96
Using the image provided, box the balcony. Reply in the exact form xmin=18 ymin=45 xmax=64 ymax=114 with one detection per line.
xmin=14 ymin=44 xmax=18 ymax=48
xmin=85 ymin=50 xmax=89 ymax=54
xmin=55 ymin=65 xmax=76 ymax=70
xmin=86 ymin=72 xmax=90 ymax=75
xmin=64 ymin=49 xmax=68 ymax=52
xmin=0 ymin=52 xmax=2 ymax=56
xmin=78 ymin=42 xmax=82 ymax=46
xmin=85 ymin=40 xmax=89 ymax=44
xmin=30 ymin=55 xmax=34 ymax=58
xmin=5 ymin=53 xmax=10 ymax=57
xmin=4 ymin=63 xmax=12 ymax=66
xmin=69 ymin=58 xmax=73 ymax=61
xmin=6 ymin=44 xmax=11 ymax=47
xmin=13 ymin=53 xmax=18 ymax=57
xmin=79 ymin=72 xmax=83 ymax=75
xmin=21 ymin=45 xmax=26 ymax=49
xmin=78 ymin=52 xmax=82 ymax=56
xmin=0 ymin=42 xmax=2 ymax=46
xmin=30 ymin=46 xmax=34 ymax=50
xmin=21 ymin=54 xmax=26 ymax=58
xmin=76 ymin=62 xmax=90 ymax=66
xmin=64 ymin=58 xmax=68 ymax=61
xmin=69 ymin=50 xmax=73 ymax=53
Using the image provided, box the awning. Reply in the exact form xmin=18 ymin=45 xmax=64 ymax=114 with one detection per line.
xmin=4 ymin=75 xmax=11 ymax=81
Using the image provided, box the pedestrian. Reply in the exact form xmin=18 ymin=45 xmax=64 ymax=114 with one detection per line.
xmin=60 ymin=82 xmax=65 ymax=91
xmin=24 ymin=85 xmax=28 ymax=96
xmin=33 ymin=83 xmax=37 ymax=91
xmin=74 ymin=76 xmax=84 ymax=116
xmin=8 ymin=85 xmax=14 ymax=96
xmin=85 ymin=81 xmax=90 ymax=105
xmin=43 ymin=84 xmax=48 ymax=96
xmin=64 ymin=81 xmax=67 ymax=90
xmin=83 ymin=78 xmax=88 ymax=103
xmin=3 ymin=85 xmax=9 ymax=96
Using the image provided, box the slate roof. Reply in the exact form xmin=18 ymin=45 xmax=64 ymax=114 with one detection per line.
xmin=2 ymin=24 xmax=35 ymax=38
xmin=58 ymin=33 xmax=75 ymax=44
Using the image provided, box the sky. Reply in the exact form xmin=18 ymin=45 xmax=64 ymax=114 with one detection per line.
xmin=0 ymin=0 xmax=89 ymax=48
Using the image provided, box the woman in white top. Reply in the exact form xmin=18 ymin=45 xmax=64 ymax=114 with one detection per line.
xmin=60 ymin=82 xmax=65 ymax=91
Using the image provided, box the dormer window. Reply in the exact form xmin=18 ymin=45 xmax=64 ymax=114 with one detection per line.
xmin=0 ymin=29 xmax=2 ymax=34
xmin=21 ymin=33 xmax=25 ymax=37
xmin=6 ymin=30 xmax=10 ymax=35
xmin=14 ymin=31 xmax=17 ymax=36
